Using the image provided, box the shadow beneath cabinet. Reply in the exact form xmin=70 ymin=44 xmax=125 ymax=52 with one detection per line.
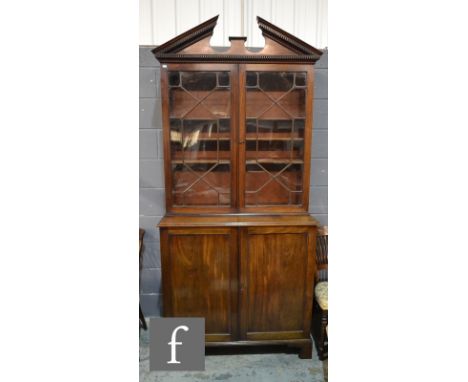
xmin=206 ymin=345 xmax=299 ymax=356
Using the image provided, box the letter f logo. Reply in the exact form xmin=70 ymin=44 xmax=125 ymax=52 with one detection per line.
xmin=167 ymin=325 xmax=189 ymax=364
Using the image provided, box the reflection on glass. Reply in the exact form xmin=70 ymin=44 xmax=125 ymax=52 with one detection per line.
xmin=246 ymin=72 xmax=258 ymax=87
xmin=295 ymin=73 xmax=306 ymax=87
xmin=169 ymin=72 xmax=180 ymax=87
xmin=218 ymin=72 xmax=230 ymax=87
xmin=181 ymin=72 xmax=216 ymax=91
xmin=259 ymin=72 xmax=294 ymax=92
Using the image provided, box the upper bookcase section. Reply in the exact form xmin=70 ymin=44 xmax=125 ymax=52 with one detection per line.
xmin=152 ymin=15 xmax=323 ymax=64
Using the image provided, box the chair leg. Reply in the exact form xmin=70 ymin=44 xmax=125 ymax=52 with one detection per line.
xmin=318 ymin=310 xmax=328 ymax=360
xmin=312 ymin=302 xmax=328 ymax=360
xmin=139 ymin=303 xmax=147 ymax=330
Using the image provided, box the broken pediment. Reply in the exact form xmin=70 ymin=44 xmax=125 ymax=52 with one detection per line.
xmin=152 ymin=15 xmax=323 ymax=64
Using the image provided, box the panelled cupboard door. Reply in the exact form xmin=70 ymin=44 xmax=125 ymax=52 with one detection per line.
xmin=239 ymin=226 xmax=316 ymax=341
xmin=161 ymin=63 xmax=239 ymax=214
xmin=160 ymin=227 xmax=238 ymax=342
xmin=239 ymin=64 xmax=314 ymax=213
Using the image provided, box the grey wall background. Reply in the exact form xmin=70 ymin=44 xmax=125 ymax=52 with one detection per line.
xmin=139 ymin=46 xmax=328 ymax=317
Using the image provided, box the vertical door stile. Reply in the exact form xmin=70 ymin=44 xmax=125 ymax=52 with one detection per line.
xmin=160 ymin=67 xmax=173 ymax=212
xmin=301 ymin=65 xmax=315 ymax=210
xmin=231 ymin=64 xmax=240 ymax=211
xmin=238 ymin=64 xmax=246 ymax=209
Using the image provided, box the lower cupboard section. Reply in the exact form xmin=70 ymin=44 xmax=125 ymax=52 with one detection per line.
xmin=159 ymin=222 xmax=317 ymax=356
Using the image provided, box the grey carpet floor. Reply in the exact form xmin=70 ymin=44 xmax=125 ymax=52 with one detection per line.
xmin=140 ymin=324 xmax=327 ymax=382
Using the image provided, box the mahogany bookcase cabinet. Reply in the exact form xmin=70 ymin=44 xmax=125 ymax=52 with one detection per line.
xmin=153 ymin=16 xmax=323 ymax=359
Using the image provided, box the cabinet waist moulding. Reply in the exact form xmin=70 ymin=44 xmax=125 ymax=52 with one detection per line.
xmin=153 ymin=15 xmax=323 ymax=359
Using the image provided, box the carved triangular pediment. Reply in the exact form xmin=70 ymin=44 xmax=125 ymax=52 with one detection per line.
xmin=256 ymin=16 xmax=322 ymax=56
xmin=153 ymin=15 xmax=322 ymax=64
xmin=153 ymin=15 xmax=219 ymax=56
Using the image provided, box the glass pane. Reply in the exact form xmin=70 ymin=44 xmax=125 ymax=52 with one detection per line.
xmin=244 ymin=71 xmax=307 ymax=207
xmin=169 ymin=71 xmax=232 ymax=208
xmin=259 ymin=72 xmax=294 ymax=92
xmin=295 ymin=73 xmax=307 ymax=87
xmin=278 ymin=89 xmax=306 ymax=118
xmin=181 ymin=72 xmax=216 ymax=91
xmin=172 ymin=163 xmax=231 ymax=206
xmin=246 ymin=72 xmax=258 ymax=87
xmin=169 ymin=88 xmax=198 ymax=118
xmin=245 ymin=89 xmax=272 ymax=118
xmin=218 ymin=72 xmax=230 ymax=87
xmin=184 ymin=89 xmax=230 ymax=119
xmin=169 ymin=72 xmax=180 ymax=87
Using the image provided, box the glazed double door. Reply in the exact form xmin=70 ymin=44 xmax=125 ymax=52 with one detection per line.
xmin=163 ymin=63 xmax=314 ymax=214
xmin=160 ymin=225 xmax=316 ymax=343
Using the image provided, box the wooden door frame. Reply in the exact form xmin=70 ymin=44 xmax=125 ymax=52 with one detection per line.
xmin=238 ymin=63 xmax=314 ymax=213
xmin=160 ymin=63 xmax=240 ymax=214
